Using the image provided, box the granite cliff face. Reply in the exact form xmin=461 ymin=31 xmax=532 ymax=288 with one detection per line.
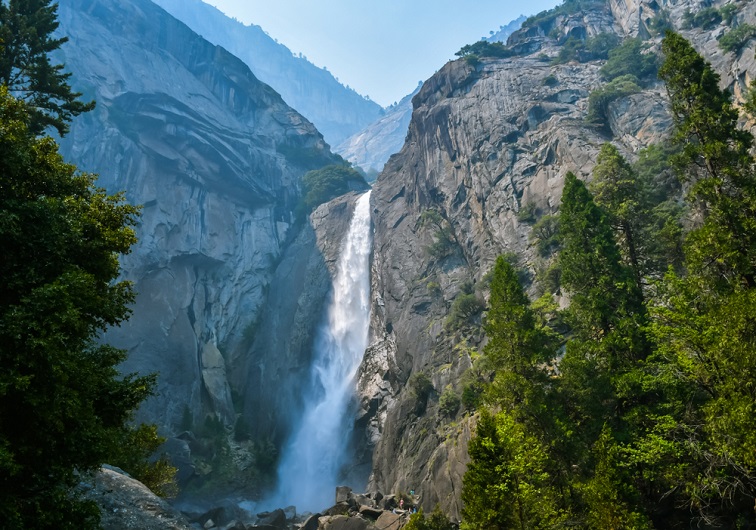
xmin=359 ymin=0 xmax=756 ymax=518
xmin=55 ymin=0 xmax=342 ymax=431
xmin=151 ymin=0 xmax=384 ymax=147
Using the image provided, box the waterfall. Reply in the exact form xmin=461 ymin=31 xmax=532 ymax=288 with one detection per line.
xmin=271 ymin=191 xmax=373 ymax=513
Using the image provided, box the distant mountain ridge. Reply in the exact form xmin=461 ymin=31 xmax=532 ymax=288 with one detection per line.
xmin=336 ymin=83 xmax=422 ymax=176
xmin=151 ymin=0 xmax=384 ymax=146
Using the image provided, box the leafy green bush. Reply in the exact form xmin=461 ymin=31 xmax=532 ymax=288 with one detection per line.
xmin=301 ymin=164 xmax=368 ymax=212
xmin=409 ymin=372 xmax=434 ymax=415
xmin=600 ymin=38 xmax=658 ymax=83
xmin=543 ymin=74 xmax=559 ymax=87
xmin=410 ymin=372 xmax=434 ymax=401
xmin=744 ymin=80 xmax=756 ymax=118
xmin=234 ymin=415 xmax=251 ymax=441
xmin=529 ymin=214 xmax=560 ymax=257
xmin=551 ymin=32 xmax=619 ymax=65
xmin=277 ymin=144 xmax=334 ymax=168
xmin=683 ymin=7 xmax=722 ymax=30
xmin=647 ymin=9 xmax=672 ymax=35
xmin=421 ymin=209 xmax=457 ymax=260
xmin=719 ymin=23 xmax=756 ymax=53
xmin=438 ymin=387 xmax=461 ymax=417
xmin=516 ymin=201 xmax=538 ymax=223
xmin=110 ymin=424 xmax=178 ymax=498
xmin=404 ymin=506 xmax=455 ymax=530
xmin=586 ymin=74 xmax=643 ymax=128
xmin=456 ymin=40 xmax=514 ymax=60
xmin=446 ymin=293 xmax=485 ymax=331
xmin=461 ymin=380 xmax=484 ymax=410
xmin=719 ymin=4 xmax=738 ymax=25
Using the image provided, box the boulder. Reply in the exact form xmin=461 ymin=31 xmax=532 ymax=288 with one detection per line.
xmin=80 ymin=466 xmax=192 ymax=529
xmin=335 ymin=486 xmax=352 ymax=504
xmin=301 ymin=513 xmax=322 ymax=530
xmin=321 ymin=515 xmax=372 ymax=530
xmin=258 ymin=509 xmax=287 ymax=529
xmin=358 ymin=505 xmax=383 ymax=520
xmin=375 ymin=511 xmax=403 ymax=530
xmin=324 ymin=503 xmax=351 ymax=516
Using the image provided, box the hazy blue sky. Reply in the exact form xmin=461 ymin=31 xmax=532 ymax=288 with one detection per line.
xmin=203 ymin=0 xmax=561 ymax=107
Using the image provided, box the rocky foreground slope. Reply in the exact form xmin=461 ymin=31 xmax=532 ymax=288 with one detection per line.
xmin=356 ymin=0 xmax=756 ymax=518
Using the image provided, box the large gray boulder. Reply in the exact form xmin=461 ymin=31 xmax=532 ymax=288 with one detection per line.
xmin=81 ymin=466 xmax=192 ymax=530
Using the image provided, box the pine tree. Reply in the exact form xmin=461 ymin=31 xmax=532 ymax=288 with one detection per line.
xmin=558 ymin=172 xmax=646 ymax=363
xmin=0 ymin=0 xmax=94 ymax=135
xmin=461 ymin=410 xmax=566 ymax=530
xmin=0 ymin=87 xmax=154 ymax=528
xmin=590 ymin=143 xmax=645 ymax=291
xmin=648 ymin=32 xmax=756 ymax=525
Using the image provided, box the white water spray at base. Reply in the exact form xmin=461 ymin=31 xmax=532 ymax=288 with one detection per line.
xmin=270 ymin=191 xmax=373 ymax=513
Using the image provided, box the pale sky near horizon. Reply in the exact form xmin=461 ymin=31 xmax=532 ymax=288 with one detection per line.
xmin=202 ymin=1 xmax=562 ymax=107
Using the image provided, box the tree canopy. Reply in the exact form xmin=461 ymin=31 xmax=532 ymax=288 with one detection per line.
xmin=0 ymin=0 xmax=94 ymax=135
xmin=300 ymin=164 xmax=369 ymax=213
xmin=461 ymin=32 xmax=756 ymax=529
xmin=0 ymin=86 xmax=156 ymax=528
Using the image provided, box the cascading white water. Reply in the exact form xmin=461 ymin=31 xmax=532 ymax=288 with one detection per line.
xmin=271 ymin=191 xmax=373 ymax=512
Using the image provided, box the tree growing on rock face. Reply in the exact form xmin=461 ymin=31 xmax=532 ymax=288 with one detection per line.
xmin=0 ymin=0 xmax=95 ymax=135
xmin=648 ymin=32 xmax=756 ymax=522
xmin=0 ymin=87 xmax=155 ymax=528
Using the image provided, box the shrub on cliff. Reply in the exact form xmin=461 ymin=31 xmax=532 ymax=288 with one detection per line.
xmin=719 ymin=23 xmax=756 ymax=53
xmin=300 ymin=164 xmax=368 ymax=213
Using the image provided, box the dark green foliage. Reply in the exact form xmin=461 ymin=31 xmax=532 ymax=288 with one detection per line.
xmin=552 ymin=32 xmax=619 ymax=65
xmin=718 ymin=23 xmax=756 ymax=53
xmin=542 ymin=74 xmax=558 ymax=87
xmin=461 ymin=410 xmax=566 ymax=530
xmin=234 ymin=415 xmax=251 ymax=441
xmin=460 ymin=380 xmax=484 ymax=411
xmin=558 ymin=172 xmax=645 ymax=351
xmin=585 ymin=74 xmax=642 ymax=128
xmin=455 ymin=40 xmax=514 ymax=62
xmin=659 ymin=31 xmax=756 ymax=288
xmin=179 ymin=404 xmax=194 ymax=432
xmin=110 ymin=424 xmax=178 ymax=498
xmin=0 ymin=0 xmax=94 ymax=135
xmin=590 ymin=143 xmax=645 ymax=288
xmin=252 ymin=438 xmax=278 ymax=474
xmin=405 ymin=506 xmax=455 ymax=530
xmin=683 ymin=7 xmax=722 ymax=30
xmin=600 ymin=38 xmax=658 ymax=83
xmin=0 ymin=87 xmax=155 ymax=528
xmin=409 ymin=372 xmax=434 ymax=415
xmin=459 ymin=33 xmax=756 ymax=529
xmin=445 ymin=293 xmax=484 ymax=331
xmin=421 ymin=209 xmax=458 ymax=261
xmin=276 ymin=144 xmax=337 ymax=169
xmin=528 ymin=214 xmax=559 ymax=257
xmin=745 ymin=79 xmax=756 ymax=118
xmin=300 ymin=164 xmax=368 ymax=212
xmin=646 ymin=9 xmax=672 ymax=36
xmin=516 ymin=201 xmax=538 ymax=223
xmin=438 ymin=388 xmax=461 ymax=417
xmin=719 ymin=4 xmax=738 ymax=25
